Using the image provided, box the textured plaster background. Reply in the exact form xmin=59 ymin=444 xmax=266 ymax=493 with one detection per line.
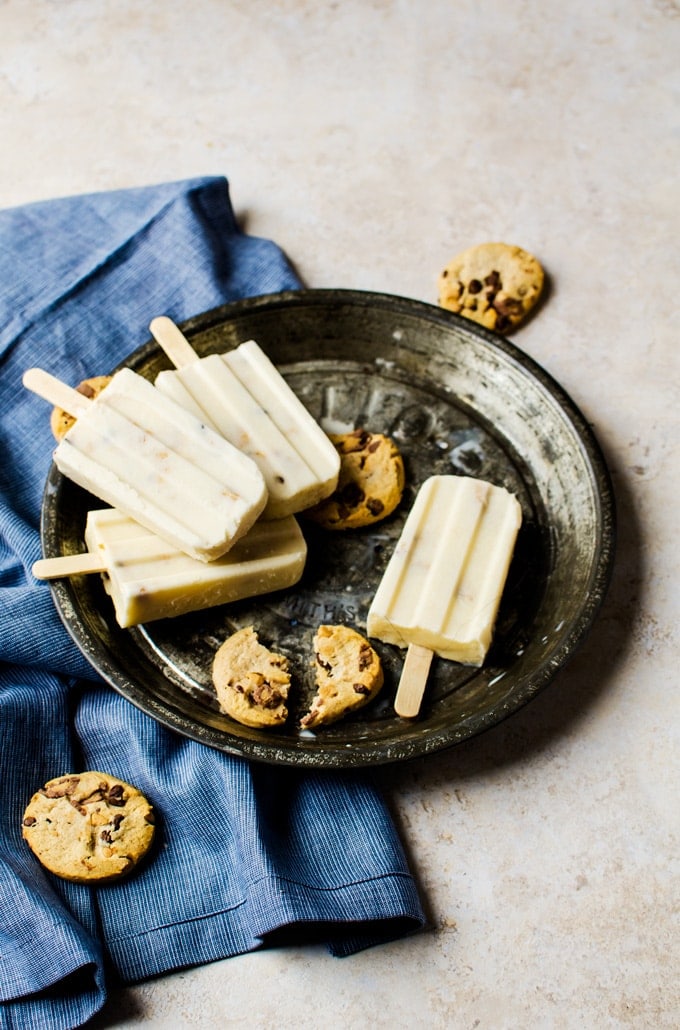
xmin=1 ymin=1 xmax=678 ymax=1026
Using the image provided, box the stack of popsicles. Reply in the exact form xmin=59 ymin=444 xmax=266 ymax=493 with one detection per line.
xmin=26 ymin=320 xmax=523 ymax=722
xmin=150 ymin=317 xmax=340 ymax=520
xmin=24 ymin=319 xmax=341 ymax=628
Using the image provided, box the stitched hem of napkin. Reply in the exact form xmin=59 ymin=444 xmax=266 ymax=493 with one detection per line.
xmin=104 ymin=871 xmax=425 ymax=983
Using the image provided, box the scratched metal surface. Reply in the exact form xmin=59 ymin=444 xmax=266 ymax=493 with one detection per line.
xmin=41 ymin=290 xmax=615 ymax=767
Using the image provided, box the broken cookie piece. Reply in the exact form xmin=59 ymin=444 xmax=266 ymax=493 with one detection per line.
xmin=303 ymin=429 xmax=405 ymax=530
xmin=212 ymin=626 xmax=290 ymax=729
xmin=301 ymin=624 xmax=384 ymax=729
xmin=437 ymin=242 xmax=544 ymax=333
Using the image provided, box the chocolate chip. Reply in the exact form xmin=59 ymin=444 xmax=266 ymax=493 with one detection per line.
xmin=339 ymin=481 xmax=365 ymax=507
xmin=100 ymin=829 xmax=113 ymax=843
xmin=107 ymin=784 xmax=126 ymax=806
xmin=494 ymin=296 xmax=524 ymax=318
xmin=78 ymin=788 xmax=106 ymax=805
xmin=366 ymin=498 xmax=384 ymax=516
xmin=23 ymin=816 xmax=37 ymax=827
xmin=353 ymin=683 xmax=371 ymax=695
xmin=484 ymin=270 xmax=502 ymax=291
xmin=316 ymin=652 xmax=333 ymax=674
xmin=42 ymin=776 xmax=80 ymax=798
xmin=358 ymin=644 xmax=374 ymax=671
xmin=467 ymin=279 xmax=483 ymax=294
xmin=251 ymin=680 xmax=284 ymax=709
xmin=341 ymin=429 xmax=371 ymax=453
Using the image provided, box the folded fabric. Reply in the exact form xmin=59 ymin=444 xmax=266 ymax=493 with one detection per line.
xmin=0 ymin=177 xmax=425 ymax=1030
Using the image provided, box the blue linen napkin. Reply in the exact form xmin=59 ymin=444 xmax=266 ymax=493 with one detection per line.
xmin=0 ymin=177 xmax=425 ymax=1030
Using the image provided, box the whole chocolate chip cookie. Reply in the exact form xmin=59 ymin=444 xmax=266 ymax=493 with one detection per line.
xmin=212 ymin=626 xmax=290 ymax=729
xmin=300 ymin=625 xmax=384 ymax=729
xmin=22 ymin=771 xmax=156 ymax=883
xmin=303 ymin=429 xmax=405 ymax=530
xmin=437 ymin=242 xmax=544 ymax=333
xmin=50 ymin=375 xmax=112 ymax=440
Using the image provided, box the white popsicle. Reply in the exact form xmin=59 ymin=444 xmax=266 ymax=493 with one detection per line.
xmin=367 ymin=475 xmax=522 ymax=717
xmin=33 ymin=508 xmax=307 ymax=628
xmin=23 ymin=366 xmax=268 ymax=562
xmin=150 ymin=316 xmax=340 ymax=519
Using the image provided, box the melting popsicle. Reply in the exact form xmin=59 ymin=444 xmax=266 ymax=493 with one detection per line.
xmin=33 ymin=508 xmax=307 ymax=628
xmin=367 ymin=475 xmax=522 ymax=718
xmin=150 ymin=316 xmax=340 ymax=519
xmin=23 ymin=366 xmax=268 ymax=562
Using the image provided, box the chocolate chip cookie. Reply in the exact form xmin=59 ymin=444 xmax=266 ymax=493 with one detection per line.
xmin=437 ymin=242 xmax=544 ymax=333
xmin=303 ymin=429 xmax=405 ymax=530
xmin=212 ymin=626 xmax=290 ymax=729
xmin=22 ymin=771 xmax=156 ymax=883
xmin=50 ymin=375 xmax=112 ymax=440
xmin=300 ymin=625 xmax=384 ymax=729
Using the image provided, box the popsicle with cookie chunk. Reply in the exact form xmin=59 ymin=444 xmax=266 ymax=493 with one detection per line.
xmin=150 ymin=316 xmax=340 ymax=520
xmin=367 ymin=475 xmax=522 ymax=717
xmin=23 ymin=366 xmax=268 ymax=562
xmin=32 ymin=508 xmax=307 ymax=628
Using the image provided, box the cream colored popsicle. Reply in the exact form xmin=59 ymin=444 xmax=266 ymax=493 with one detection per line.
xmin=367 ymin=475 xmax=522 ymax=717
xmin=150 ymin=316 xmax=340 ymax=519
xmin=23 ymin=366 xmax=268 ymax=562
xmin=32 ymin=508 xmax=307 ymax=628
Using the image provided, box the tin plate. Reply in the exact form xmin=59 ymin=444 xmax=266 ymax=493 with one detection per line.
xmin=41 ymin=289 xmax=616 ymax=767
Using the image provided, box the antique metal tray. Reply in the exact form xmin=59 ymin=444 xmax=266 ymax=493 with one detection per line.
xmin=41 ymin=289 xmax=616 ymax=767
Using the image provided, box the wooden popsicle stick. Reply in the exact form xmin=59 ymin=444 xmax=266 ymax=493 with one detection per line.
xmin=22 ymin=368 xmax=92 ymax=416
xmin=394 ymin=642 xmax=434 ymax=718
xmin=32 ymin=553 xmax=107 ymax=580
xmin=149 ymin=316 xmax=200 ymax=369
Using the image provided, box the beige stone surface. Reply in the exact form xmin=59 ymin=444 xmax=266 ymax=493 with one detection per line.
xmin=2 ymin=0 xmax=678 ymax=1026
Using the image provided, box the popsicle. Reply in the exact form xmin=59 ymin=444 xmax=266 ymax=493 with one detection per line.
xmin=32 ymin=508 xmax=307 ymax=628
xmin=367 ymin=475 xmax=522 ymax=717
xmin=150 ymin=316 xmax=340 ymax=520
xmin=23 ymin=366 xmax=268 ymax=562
